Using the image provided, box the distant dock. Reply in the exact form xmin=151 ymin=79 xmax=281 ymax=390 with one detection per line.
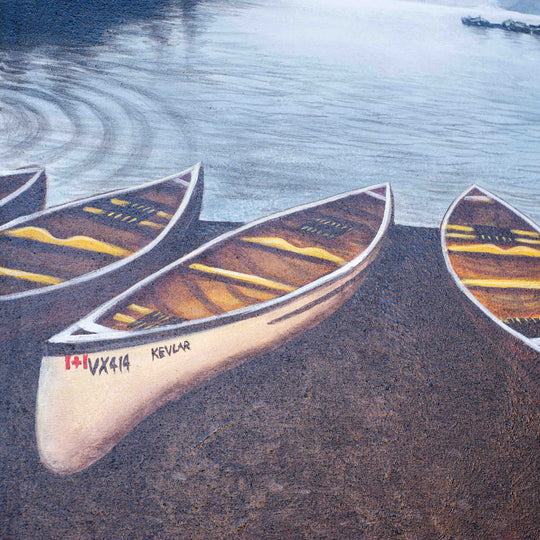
xmin=462 ymin=15 xmax=540 ymax=35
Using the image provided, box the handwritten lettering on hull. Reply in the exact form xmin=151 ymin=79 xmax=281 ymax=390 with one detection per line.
xmin=63 ymin=340 xmax=191 ymax=375
xmin=151 ymin=341 xmax=191 ymax=360
xmin=64 ymin=354 xmax=130 ymax=375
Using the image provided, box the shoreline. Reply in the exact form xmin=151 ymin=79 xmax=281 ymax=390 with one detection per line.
xmin=1 ymin=221 xmax=538 ymax=538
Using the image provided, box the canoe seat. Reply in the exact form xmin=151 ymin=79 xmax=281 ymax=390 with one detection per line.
xmin=294 ymin=216 xmax=355 ymax=240
xmin=112 ymin=303 xmax=187 ymax=330
xmin=82 ymin=195 xmax=174 ymax=232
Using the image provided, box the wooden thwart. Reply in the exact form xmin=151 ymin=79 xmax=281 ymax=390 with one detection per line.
xmin=110 ymin=198 xmax=173 ymax=220
xmin=187 ymin=263 xmax=297 ymax=293
xmin=83 ymin=206 xmax=166 ymax=229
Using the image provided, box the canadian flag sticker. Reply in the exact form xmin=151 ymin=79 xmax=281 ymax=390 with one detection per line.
xmin=64 ymin=355 xmax=88 ymax=370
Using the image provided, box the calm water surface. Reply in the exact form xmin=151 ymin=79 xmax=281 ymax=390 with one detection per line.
xmin=0 ymin=0 xmax=539 ymax=226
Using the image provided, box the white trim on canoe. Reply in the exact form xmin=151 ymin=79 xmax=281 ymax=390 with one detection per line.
xmin=49 ymin=183 xmax=393 ymax=348
xmin=0 ymin=166 xmax=45 ymax=208
xmin=440 ymin=184 xmax=540 ymax=354
xmin=0 ymin=163 xmax=202 ymax=302
xmin=365 ymin=189 xmax=386 ymax=201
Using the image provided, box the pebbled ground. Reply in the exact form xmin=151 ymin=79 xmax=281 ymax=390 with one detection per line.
xmin=0 ymin=222 xmax=538 ymax=539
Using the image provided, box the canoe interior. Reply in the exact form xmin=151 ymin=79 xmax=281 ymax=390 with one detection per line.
xmin=444 ymin=187 xmax=540 ymax=339
xmin=0 ymin=171 xmax=37 ymax=200
xmin=97 ymin=187 xmax=388 ymax=332
xmin=0 ymin=174 xmax=190 ymax=296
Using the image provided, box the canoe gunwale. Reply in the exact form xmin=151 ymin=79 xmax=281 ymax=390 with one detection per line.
xmin=0 ymin=166 xmax=46 ymax=209
xmin=440 ymin=183 xmax=540 ymax=354
xmin=47 ymin=183 xmax=393 ymax=355
xmin=0 ymin=163 xmax=203 ymax=303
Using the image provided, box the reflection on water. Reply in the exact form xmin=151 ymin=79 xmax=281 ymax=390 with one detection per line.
xmin=0 ymin=0 xmax=194 ymax=48
xmin=0 ymin=0 xmax=539 ymax=226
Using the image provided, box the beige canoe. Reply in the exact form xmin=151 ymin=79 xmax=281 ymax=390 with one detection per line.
xmin=36 ymin=183 xmax=393 ymax=474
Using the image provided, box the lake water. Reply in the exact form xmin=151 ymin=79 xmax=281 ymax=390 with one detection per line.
xmin=0 ymin=0 xmax=539 ymax=226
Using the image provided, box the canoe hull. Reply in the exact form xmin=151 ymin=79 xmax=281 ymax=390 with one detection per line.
xmin=0 ymin=165 xmax=203 ymax=339
xmin=36 ymin=184 xmax=393 ymax=474
xmin=440 ymin=185 xmax=540 ymax=403
xmin=37 ymin=235 xmax=384 ymax=474
xmin=1 ymin=198 xmax=202 ymax=340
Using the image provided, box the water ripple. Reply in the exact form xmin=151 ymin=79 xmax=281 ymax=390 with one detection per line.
xmin=0 ymin=94 xmax=49 ymax=153
xmin=0 ymin=0 xmax=538 ymax=225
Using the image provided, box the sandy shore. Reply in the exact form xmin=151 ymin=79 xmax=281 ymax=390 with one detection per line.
xmin=0 ymin=222 xmax=538 ymax=538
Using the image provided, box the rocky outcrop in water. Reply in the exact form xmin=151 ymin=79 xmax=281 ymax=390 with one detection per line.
xmin=462 ymin=15 xmax=540 ymax=34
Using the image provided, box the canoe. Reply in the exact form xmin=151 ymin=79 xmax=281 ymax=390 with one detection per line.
xmin=0 ymin=163 xmax=203 ymax=338
xmin=441 ymin=185 xmax=540 ymax=355
xmin=0 ymin=166 xmax=47 ymax=225
xmin=36 ymin=183 xmax=393 ymax=474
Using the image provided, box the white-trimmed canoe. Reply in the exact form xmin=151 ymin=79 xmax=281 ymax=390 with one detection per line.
xmin=0 ymin=166 xmax=47 ymax=225
xmin=37 ymin=183 xmax=393 ymax=474
xmin=441 ymin=185 xmax=540 ymax=354
xmin=0 ymin=163 xmax=203 ymax=337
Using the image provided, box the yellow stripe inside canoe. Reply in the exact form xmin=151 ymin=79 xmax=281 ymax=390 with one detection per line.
xmin=128 ymin=303 xmax=154 ymax=315
xmin=462 ymin=278 xmax=540 ymax=290
xmin=446 ymin=224 xmax=474 ymax=232
xmin=517 ymin=238 xmax=540 ymax=246
xmin=3 ymin=226 xmax=132 ymax=258
xmin=446 ymin=225 xmax=540 ymax=237
xmin=113 ymin=304 xmax=155 ymax=324
xmin=446 ymin=234 xmax=540 ymax=246
xmin=241 ymin=236 xmax=346 ymax=265
xmin=0 ymin=266 xmax=63 ymax=285
xmin=447 ymin=243 xmax=540 ymax=258
xmin=139 ymin=220 xmax=165 ymax=229
xmin=188 ymin=263 xmax=296 ymax=293
xmin=113 ymin=313 xmax=137 ymax=324
xmin=512 ymin=229 xmax=540 ymax=238
xmin=446 ymin=233 xmax=476 ymax=240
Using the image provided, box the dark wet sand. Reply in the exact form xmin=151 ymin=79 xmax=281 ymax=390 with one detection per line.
xmin=1 ymin=222 xmax=538 ymax=539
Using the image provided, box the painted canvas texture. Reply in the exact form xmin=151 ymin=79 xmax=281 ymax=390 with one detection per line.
xmin=1 ymin=0 xmax=539 ymax=538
